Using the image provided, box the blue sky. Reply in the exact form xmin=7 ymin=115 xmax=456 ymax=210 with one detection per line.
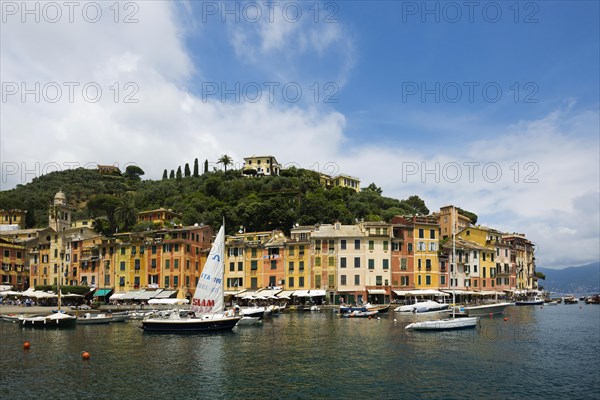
xmin=1 ymin=1 xmax=599 ymax=268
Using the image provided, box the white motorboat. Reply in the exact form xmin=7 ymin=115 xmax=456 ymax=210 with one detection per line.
xmin=406 ymin=316 xmax=479 ymax=330
xmin=77 ymin=313 xmax=113 ymax=325
xmin=462 ymin=302 xmax=512 ymax=316
xmin=395 ymin=300 xmax=448 ymax=313
xmin=241 ymin=306 xmax=266 ymax=318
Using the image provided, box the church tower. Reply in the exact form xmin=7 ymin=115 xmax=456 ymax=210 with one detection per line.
xmin=49 ymin=190 xmax=71 ymax=231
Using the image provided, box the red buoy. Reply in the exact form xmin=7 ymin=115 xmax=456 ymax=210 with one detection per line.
xmin=81 ymin=351 xmax=91 ymax=360
xmin=489 ymin=313 xmax=493 ymax=318
xmin=503 ymin=317 xmax=508 ymax=321
xmin=23 ymin=341 xmax=30 ymax=350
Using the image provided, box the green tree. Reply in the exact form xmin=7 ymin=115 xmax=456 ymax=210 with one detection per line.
xmin=193 ymin=158 xmax=199 ymax=177
xmin=169 ymin=170 xmax=175 ymax=179
xmin=364 ymin=183 xmax=383 ymax=194
xmin=204 ymin=159 xmax=209 ymax=174
xmin=124 ymin=165 xmax=145 ymax=181
xmin=218 ymin=154 xmax=233 ymax=172
xmin=87 ymin=194 xmax=122 ymax=232
xmin=401 ymin=195 xmax=429 ymax=215
xmin=176 ymin=166 xmax=182 ymax=181
xmin=184 ymin=163 xmax=191 ymax=177
xmin=25 ymin=209 xmax=36 ymax=228
xmin=162 ymin=169 xmax=168 ymax=180
xmin=115 ymin=196 xmax=137 ymax=232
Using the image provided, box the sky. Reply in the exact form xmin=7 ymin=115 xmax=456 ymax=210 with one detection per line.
xmin=1 ymin=0 xmax=599 ymax=269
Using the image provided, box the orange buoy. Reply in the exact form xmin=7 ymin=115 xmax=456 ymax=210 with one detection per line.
xmin=368 ymin=316 xmax=372 ymax=320
xmin=503 ymin=317 xmax=508 ymax=321
xmin=23 ymin=341 xmax=30 ymax=350
xmin=81 ymin=351 xmax=91 ymax=360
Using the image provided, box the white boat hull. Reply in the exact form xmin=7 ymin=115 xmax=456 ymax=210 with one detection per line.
xmin=406 ymin=317 xmax=479 ymax=331
xmin=463 ymin=302 xmax=512 ymax=316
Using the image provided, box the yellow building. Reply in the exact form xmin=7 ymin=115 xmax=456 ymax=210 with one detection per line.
xmin=457 ymin=226 xmax=503 ymax=290
xmin=136 ymin=208 xmax=182 ymax=226
xmin=242 ymin=155 xmax=281 ymax=177
xmin=320 ymin=174 xmax=361 ymax=192
xmin=0 ymin=209 xmax=26 ymax=229
xmin=435 ymin=205 xmax=472 ymax=239
xmin=287 ymin=226 xmax=313 ymax=293
xmin=224 ymin=231 xmax=274 ymax=292
xmin=412 ymin=216 xmax=441 ymax=289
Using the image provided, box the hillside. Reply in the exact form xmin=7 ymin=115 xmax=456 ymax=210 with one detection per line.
xmin=537 ymin=263 xmax=600 ymax=295
xmin=0 ymin=166 xmax=431 ymax=235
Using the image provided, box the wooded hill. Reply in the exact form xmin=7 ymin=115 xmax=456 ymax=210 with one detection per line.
xmin=0 ymin=165 xmax=444 ymax=236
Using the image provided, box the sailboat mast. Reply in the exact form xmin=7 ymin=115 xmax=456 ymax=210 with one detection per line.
xmin=452 ymin=211 xmax=456 ymax=319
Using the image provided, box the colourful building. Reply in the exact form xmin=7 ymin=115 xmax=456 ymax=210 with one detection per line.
xmin=0 ymin=237 xmax=28 ymax=290
xmin=242 ymin=155 xmax=281 ymax=177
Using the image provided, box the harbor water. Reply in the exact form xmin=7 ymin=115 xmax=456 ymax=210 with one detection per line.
xmin=1 ymin=305 xmax=599 ymax=399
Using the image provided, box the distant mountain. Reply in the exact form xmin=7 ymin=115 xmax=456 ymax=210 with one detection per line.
xmin=537 ymin=262 xmax=600 ymax=295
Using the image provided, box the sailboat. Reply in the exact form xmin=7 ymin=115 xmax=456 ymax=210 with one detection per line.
xmin=405 ymin=213 xmax=479 ymax=331
xmin=142 ymin=224 xmax=241 ymax=332
xmin=21 ymin=269 xmax=77 ymax=329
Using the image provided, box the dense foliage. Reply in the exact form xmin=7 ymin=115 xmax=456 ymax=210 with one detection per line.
xmin=0 ymin=166 xmax=431 ymax=235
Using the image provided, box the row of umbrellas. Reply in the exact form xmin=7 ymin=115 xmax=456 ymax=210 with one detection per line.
xmin=0 ymin=287 xmax=83 ymax=299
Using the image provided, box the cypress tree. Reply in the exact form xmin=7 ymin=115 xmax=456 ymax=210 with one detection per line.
xmin=193 ymin=158 xmax=199 ymax=177
xmin=184 ymin=163 xmax=191 ymax=177
xmin=169 ymin=170 xmax=175 ymax=179
xmin=162 ymin=169 xmax=168 ymax=180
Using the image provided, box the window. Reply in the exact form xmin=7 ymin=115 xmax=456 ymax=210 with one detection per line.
xmin=251 ymin=260 xmax=258 ymax=270
xmin=165 ymin=276 xmax=170 ymax=287
xmin=483 ymin=253 xmax=486 ymax=261
xmin=354 ymin=275 xmax=360 ymax=285
xmin=315 ymin=257 xmax=321 ymax=267
xmin=401 ymin=258 xmax=407 ymax=270
xmin=230 ymin=262 xmax=235 ymax=272
xmin=430 ymin=229 xmax=435 ymax=239
xmin=289 ymin=246 xmax=295 ymax=256
xmin=417 ymin=259 xmax=422 ymax=270
xmin=271 ymin=260 xmax=277 ymax=269
xmin=299 ymin=261 xmax=304 ymax=271
xmin=151 ymin=259 xmax=157 ymax=268
xmin=418 ymin=229 xmax=424 ymax=238
xmin=251 ymin=277 xmax=258 ymax=289
xmin=165 ymin=260 xmax=170 ymax=269
xmin=316 ymin=275 xmax=321 ymax=288
xmin=328 ymin=257 xmax=335 ymax=267
xmin=340 ymin=257 xmax=347 ymax=268
xmin=269 ymin=276 xmax=276 ymax=286
xmin=121 ymin=247 xmax=125 ymax=255
xmin=152 ymin=245 xmax=157 ymax=254
xmin=341 ymin=275 xmax=346 ymax=285
xmin=354 ymin=240 xmax=361 ymax=250
xmin=251 ymin=248 xmax=257 ymax=258
xmin=299 ymin=245 xmax=305 ymax=256
xmin=474 ymin=265 xmax=478 ymax=273
xmin=392 ymin=242 xmax=401 ymax=251
xmin=288 ymin=277 xmax=294 ymax=287
xmin=329 ymin=275 xmax=334 ymax=287
xmin=119 ymin=277 xmax=125 ymax=286
xmin=368 ymin=259 xmax=374 ymax=269
xmin=425 ymin=275 xmax=431 ymax=285
xmin=417 ymin=275 xmax=422 ymax=285
xmin=426 ymin=259 xmax=432 ymax=270
xmin=401 ymin=276 xmax=409 ymax=286
xmin=483 ymin=267 xmax=487 ymax=278
xmin=417 ymin=241 xmax=426 ymax=251
xmin=186 ymin=276 xmax=190 ymax=287
xmin=354 ymin=257 xmax=360 ymax=268
xmin=299 ymin=277 xmax=305 ymax=287
xmin=440 ymin=275 xmax=446 ymax=285
xmin=174 ymin=276 xmax=179 ymax=287
xmin=340 ymin=240 xmax=346 ymax=250
xmin=369 ymin=241 xmax=374 ymax=250
xmin=315 ymin=240 xmax=321 ymax=251
xmin=408 ymin=243 xmax=413 ymax=252
xmin=429 ymin=242 xmax=437 ymax=251
xmin=120 ymin=261 xmax=126 ymax=271
xmin=383 ymin=259 xmax=389 ymax=270
xmin=383 ymin=241 xmax=388 ymax=251
xmin=289 ymin=261 xmax=294 ymax=271
xmin=238 ymin=262 xmax=243 ymax=271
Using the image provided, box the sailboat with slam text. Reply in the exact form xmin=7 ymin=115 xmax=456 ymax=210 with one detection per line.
xmin=142 ymin=223 xmax=241 ymax=332
xmin=405 ymin=212 xmax=479 ymax=331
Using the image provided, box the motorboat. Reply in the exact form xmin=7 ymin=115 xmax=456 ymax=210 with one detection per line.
xmin=76 ymin=313 xmax=113 ymax=325
xmin=395 ymin=300 xmax=449 ymax=313
xmin=406 ymin=316 xmax=479 ymax=330
xmin=461 ymin=302 xmax=512 ymax=316
xmin=515 ymin=296 xmax=545 ymax=306
xmin=21 ymin=311 xmax=77 ymax=329
xmin=341 ymin=310 xmax=379 ymax=318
